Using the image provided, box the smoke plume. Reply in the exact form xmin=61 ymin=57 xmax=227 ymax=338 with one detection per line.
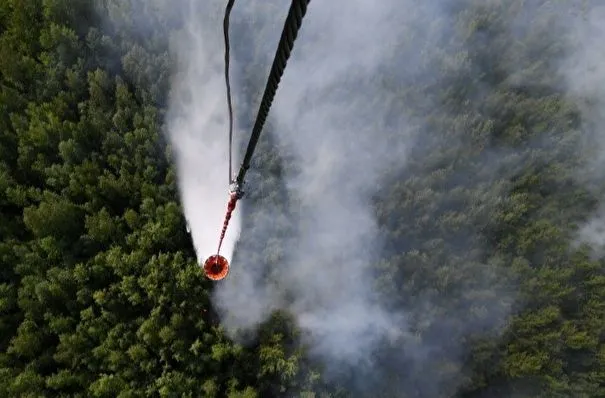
xmin=558 ymin=5 xmax=605 ymax=256
xmin=212 ymin=0 xmax=464 ymax=373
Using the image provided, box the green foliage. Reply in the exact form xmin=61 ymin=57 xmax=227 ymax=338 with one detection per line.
xmin=0 ymin=0 xmax=604 ymax=397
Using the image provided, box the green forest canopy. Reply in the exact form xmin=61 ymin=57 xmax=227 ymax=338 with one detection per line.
xmin=0 ymin=0 xmax=604 ymax=397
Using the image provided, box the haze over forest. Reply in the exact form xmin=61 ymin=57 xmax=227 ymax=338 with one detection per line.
xmin=1 ymin=0 xmax=604 ymax=397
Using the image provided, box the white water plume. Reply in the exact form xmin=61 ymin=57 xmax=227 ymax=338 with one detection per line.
xmin=166 ymin=2 xmax=241 ymax=265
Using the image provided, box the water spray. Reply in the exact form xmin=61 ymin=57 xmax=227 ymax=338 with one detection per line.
xmin=203 ymin=182 xmax=244 ymax=280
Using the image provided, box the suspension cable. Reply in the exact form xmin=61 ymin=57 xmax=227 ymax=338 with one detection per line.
xmin=213 ymin=0 xmax=310 ymax=261
xmin=202 ymin=0 xmax=311 ymax=280
xmin=233 ymin=0 xmax=311 ymax=189
xmin=223 ymin=0 xmax=236 ymax=183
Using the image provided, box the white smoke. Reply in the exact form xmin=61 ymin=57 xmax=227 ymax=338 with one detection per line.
xmin=559 ymin=5 xmax=605 ymax=256
xmin=166 ymin=1 xmax=242 ymax=265
xmin=213 ymin=0 xmax=431 ymax=365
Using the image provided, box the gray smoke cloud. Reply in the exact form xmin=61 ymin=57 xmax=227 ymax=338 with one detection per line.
xmin=213 ymin=0 xmax=419 ymax=363
xmin=558 ymin=5 xmax=605 ymax=257
xmin=260 ymin=1 xmax=417 ymax=364
xmin=211 ymin=0 xmax=470 ymax=375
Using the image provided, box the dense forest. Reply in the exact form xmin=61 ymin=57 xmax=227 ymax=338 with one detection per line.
xmin=1 ymin=0 xmax=604 ymax=397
